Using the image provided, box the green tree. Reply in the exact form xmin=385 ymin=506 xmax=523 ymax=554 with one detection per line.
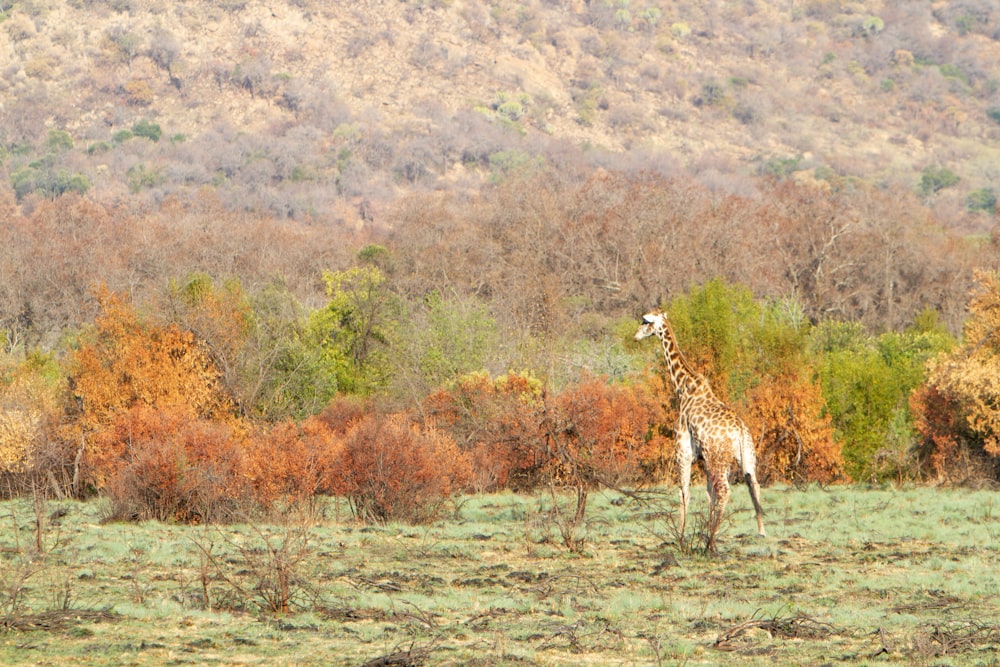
xmin=46 ymin=129 xmax=73 ymax=152
xmin=918 ymin=166 xmax=959 ymax=197
xmin=809 ymin=319 xmax=953 ymax=481
xmin=166 ymin=273 xmax=335 ymax=420
xmin=665 ymin=278 xmax=759 ymax=397
xmin=131 ymin=119 xmax=162 ymax=142
xmin=966 ymin=188 xmax=997 ymax=213
xmin=11 ymin=157 xmax=90 ymax=200
xmin=308 ymin=265 xmax=399 ymax=395
xmin=249 ymin=284 xmax=337 ymax=419
xmin=396 ymin=291 xmax=498 ymax=398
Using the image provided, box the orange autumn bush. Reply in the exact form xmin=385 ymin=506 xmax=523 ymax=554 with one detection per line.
xmin=909 ymin=383 xmax=994 ymax=483
xmin=423 ymin=372 xmax=546 ymax=492
xmin=334 ymin=412 xmax=471 ymax=524
xmin=913 ymin=271 xmax=1000 ymax=483
xmin=744 ymin=371 xmax=846 ymax=485
xmin=72 ymin=289 xmax=232 ymax=426
xmin=71 ymin=289 xmax=235 ymax=493
xmin=96 ymin=405 xmax=248 ymax=522
xmin=244 ymin=416 xmax=344 ymax=506
xmin=547 ymin=377 xmax=668 ymax=488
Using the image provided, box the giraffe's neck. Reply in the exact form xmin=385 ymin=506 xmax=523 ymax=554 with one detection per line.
xmin=657 ymin=322 xmax=701 ymax=398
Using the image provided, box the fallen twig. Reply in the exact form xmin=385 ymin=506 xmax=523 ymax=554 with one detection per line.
xmin=1 ymin=608 xmax=120 ymax=633
xmin=713 ymin=608 xmax=838 ymax=650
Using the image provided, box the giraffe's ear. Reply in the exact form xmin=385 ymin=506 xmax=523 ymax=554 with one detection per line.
xmin=642 ymin=313 xmax=656 ymax=323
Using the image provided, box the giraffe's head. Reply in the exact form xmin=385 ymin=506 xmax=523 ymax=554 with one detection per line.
xmin=634 ymin=309 xmax=668 ymax=341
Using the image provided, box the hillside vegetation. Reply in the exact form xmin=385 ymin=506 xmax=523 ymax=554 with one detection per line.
xmin=2 ymin=0 xmax=999 ymax=227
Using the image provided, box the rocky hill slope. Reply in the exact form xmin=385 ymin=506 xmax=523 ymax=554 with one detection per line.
xmin=1 ymin=0 xmax=999 ymax=230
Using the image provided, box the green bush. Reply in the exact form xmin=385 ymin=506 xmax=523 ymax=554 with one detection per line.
xmin=696 ymin=80 xmax=726 ymax=107
xmin=666 ymin=279 xmax=757 ymax=389
xmin=127 ymin=164 xmax=163 ymax=193
xmin=967 ymin=188 xmax=997 ymax=213
xmin=938 ymin=63 xmax=969 ymax=85
xmin=487 ymin=150 xmax=543 ymax=181
xmin=919 ymin=166 xmax=959 ymax=196
xmin=861 ymin=16 xmax=884 ymax=35
xmin=11 ymin=166 xmax=90 ymax=200
xmin=760 ymin=155 xmax=804 ymax=179
xmin=808 ymin=318 xmax=953 ymax=481
xmin=496 ymin=100 xmax=524 ymax=121
xmin=666 ymin=279 xmax=812 ymax=400
xmin=405 ymin=290 xmax=498 ymax=392
xmin=131 ymin=119 xmax=162 ymax=142
xmin=46 ymin=129 xmax=73 ymax=152
xmin=308 ymin=264 xmax=400 ymax=395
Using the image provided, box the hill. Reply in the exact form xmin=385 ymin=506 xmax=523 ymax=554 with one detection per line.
xmin=2 ymin=0 xmax=999 ymax=231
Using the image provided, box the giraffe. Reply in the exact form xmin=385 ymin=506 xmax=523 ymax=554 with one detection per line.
xmin=635 ymin=309 xmax=766 ymax=539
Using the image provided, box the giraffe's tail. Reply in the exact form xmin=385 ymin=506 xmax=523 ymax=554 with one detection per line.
xmin=744 ymin=472 xmax=765 ymax=519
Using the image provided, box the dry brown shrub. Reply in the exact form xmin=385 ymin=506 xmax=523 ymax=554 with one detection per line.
xmin=909 ymin=384 xmax=996 ymax=484
xmin=95 ymin=405 xmax=249 ymax=523
xmin=422 ymin=372 xmax=546 ymax=492
xmin=744 ymin=371 xmax=845 ymax=485
xmin=537 ymin=377 xmax=670 ymax=550
xmin=310 ymin=395 xmax=369 ymax=434
xmin=335 ymin=412 xmax=471 ymax=524
xmin=914 ymin=270 xmax=1000 ymax=483
xmin=547 ymin=376 xmax=668 ymax=488
xmin=243 ymin=417 xmax=343 ymax=506
xmin=122 ymin=79 xmax=154 ymax=106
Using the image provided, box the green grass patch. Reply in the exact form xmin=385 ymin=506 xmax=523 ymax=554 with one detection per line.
xmin=0 ymin=485 xmax=997 ymax=665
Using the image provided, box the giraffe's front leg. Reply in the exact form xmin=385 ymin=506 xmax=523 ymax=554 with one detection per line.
xmin=676 ymin=430 xmax=694 ymax=542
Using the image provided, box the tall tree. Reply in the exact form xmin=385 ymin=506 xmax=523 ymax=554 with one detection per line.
xmin=69 ymin=288 xmax=233 ymax=485
xmin=308 ymin=262 xmax=400 ymax=395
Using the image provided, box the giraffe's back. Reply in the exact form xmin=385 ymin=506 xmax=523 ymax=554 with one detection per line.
xmin=683 ymin=395 xmax=754 ymax=466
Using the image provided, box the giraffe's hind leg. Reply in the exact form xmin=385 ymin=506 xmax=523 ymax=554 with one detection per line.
xmin=708 ymin=470 xmax=730 ymax=532
xmin=702 ymin=465 xmax=730 ymax=551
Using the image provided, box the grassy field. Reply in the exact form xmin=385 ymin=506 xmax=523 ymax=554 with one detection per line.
xmin=0 ymin=484 xmax=997 ymax=666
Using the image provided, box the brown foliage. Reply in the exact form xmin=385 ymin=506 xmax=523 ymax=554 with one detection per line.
xmin=72 ymin=288 xmax=232 ymax=427
xmin=243 ymin=417 xmax=343 ymax=507
xmin=744 ymin=372 xmax=846 ymax=485
xmin=546 ymin=377 xmax=668 ymax=488
xmin=95 ymin=405 xmax=248 ymax=523
xmin=334 ymin=412 xmax=471 ymax=524
xmin=908 ymin=384 xmax=991 ymax=484
xmin=310 ymin=395 xmax=369 ymax=434
xmin=918 ymin=270 xmax=1000 ymax=482
xmin=0 ymin=361 xmax=59 ymax=476
xmin=422 ymin=372 xmax=546 ymax=492
xmin=71 ymin=288 xmax=233 ymax=488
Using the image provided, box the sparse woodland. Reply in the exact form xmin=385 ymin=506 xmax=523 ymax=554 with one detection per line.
xmin=2 ymin=0 xmax=1000 ymax=523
